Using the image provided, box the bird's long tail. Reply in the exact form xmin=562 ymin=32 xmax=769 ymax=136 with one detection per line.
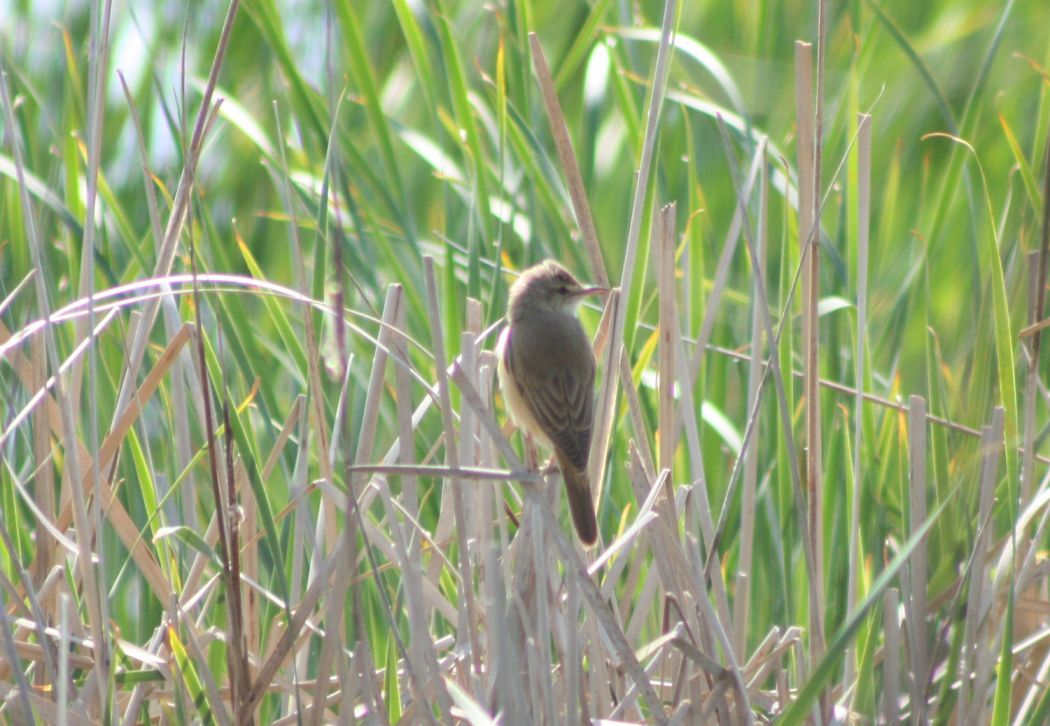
xmin=557 ymin=452 xmax=598 ymax=546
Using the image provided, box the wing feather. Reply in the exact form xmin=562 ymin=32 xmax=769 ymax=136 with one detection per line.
xmin=506 ymin=323 xmax=595 ymax=471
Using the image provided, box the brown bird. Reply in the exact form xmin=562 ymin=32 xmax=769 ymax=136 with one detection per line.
xmin=497 ymin=260 xmax=607 ymax=546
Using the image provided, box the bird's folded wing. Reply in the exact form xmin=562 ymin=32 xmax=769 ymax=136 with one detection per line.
xmin=516 ymin=366 xmax=593 ymax=472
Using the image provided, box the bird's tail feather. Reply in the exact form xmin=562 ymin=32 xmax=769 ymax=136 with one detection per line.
xmin=557 ymin=452 xmax=597 ymax=546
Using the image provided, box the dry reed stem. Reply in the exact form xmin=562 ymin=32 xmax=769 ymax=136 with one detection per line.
xmin=618 ymin=344 xmax=658 ymax=487
xmin=734 ymin=146 xmax=768 ymax=660
xmin=423 ymin=256 xmax=485 ymax=687
xmin=657 ymin=203 xmax=678 ymax=481
xmin=528 ymin=33 xmax=608 ymax=288
xmin=74 ymin=6 xmax=117 ymax=699
xmin=794 ymin=39 xmax=826 ymax=678
xmin=72 ymin=13 xmax=115 ymax=691
xmin=906 ymin=395 xmax=929 ymax=714
xmin=959 ymin=407 xmax=1005 ymax=716
xmin=29 ymin=331 xmax=55 ymax=634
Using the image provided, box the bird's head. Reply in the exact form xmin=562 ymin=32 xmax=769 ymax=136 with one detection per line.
xmin=507 ymin=260 xmax=608 ymax=318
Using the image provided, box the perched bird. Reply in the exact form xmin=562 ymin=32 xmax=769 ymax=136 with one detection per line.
xmin=497 ymin=260 xmax=607 ymax=546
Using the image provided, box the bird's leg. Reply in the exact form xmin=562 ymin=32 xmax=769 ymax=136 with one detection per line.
xmin=523 ymin=434 xmax=558 ymax=476
xmin=524 ymin=433 xmax=540 ymax=472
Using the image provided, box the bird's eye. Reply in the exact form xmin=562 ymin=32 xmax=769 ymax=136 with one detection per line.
xmin=558 ymin=286 xmax=569 ymax=294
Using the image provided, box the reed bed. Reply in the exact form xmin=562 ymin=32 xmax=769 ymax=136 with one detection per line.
xmin=1 ymin=0 xmax=1049 ymax=723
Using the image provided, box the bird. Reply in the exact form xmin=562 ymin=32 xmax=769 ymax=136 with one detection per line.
xmin=497 ymin=259 xmax=608 ymax=546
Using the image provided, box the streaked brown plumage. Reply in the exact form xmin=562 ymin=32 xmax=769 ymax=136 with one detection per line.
xmin=497 ymin=260 xmax=607 ymax=546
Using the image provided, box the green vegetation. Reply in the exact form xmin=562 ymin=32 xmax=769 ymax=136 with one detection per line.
xmin=1 ymin=0 xmax=1048 ymax=722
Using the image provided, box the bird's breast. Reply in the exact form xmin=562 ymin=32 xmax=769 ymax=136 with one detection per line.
xmin=496 ymin=325 xmax=549 ymax=443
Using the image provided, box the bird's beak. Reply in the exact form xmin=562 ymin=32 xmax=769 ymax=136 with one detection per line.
xmin=576 ymin=285 xmax=610 ymax=297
